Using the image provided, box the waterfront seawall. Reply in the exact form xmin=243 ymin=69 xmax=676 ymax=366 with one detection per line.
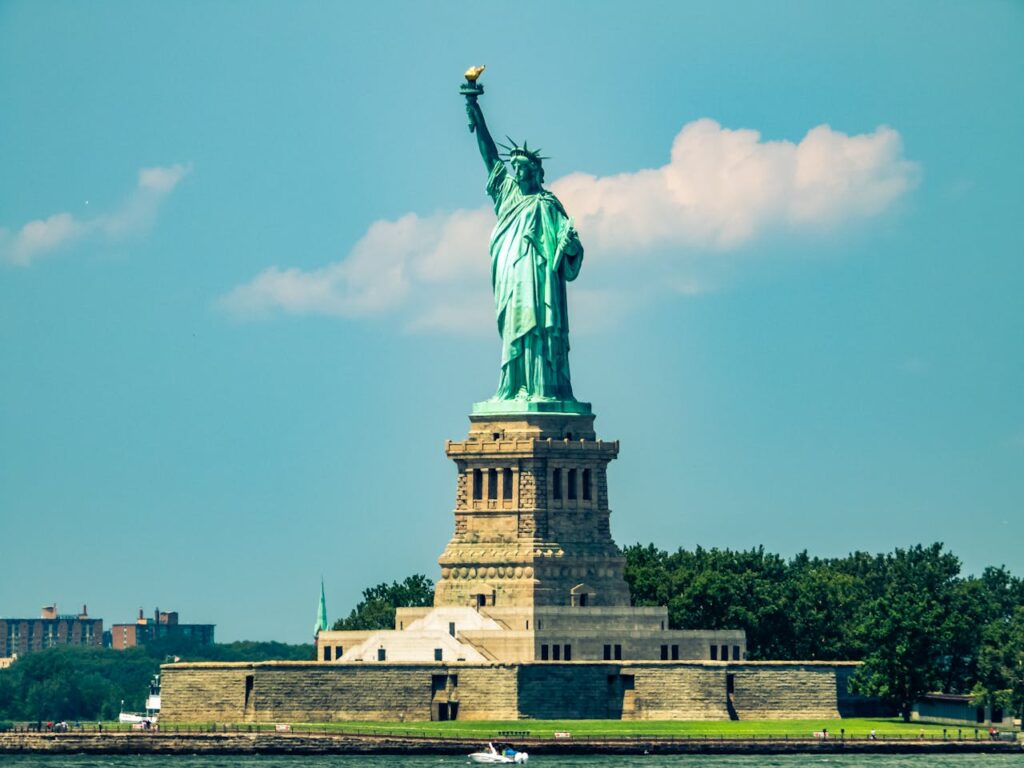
xmin=1 ymin=731 xmax=1020 ymax=755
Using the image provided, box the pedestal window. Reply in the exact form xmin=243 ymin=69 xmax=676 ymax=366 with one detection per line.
xmin=472 ymin=469 xmax=482 ymax=500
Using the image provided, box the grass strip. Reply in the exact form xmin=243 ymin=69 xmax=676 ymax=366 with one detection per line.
xmin=151 ymin=718 xmax=1002 ymax=740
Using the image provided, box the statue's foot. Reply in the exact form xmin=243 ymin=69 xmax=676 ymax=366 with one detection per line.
xmin=527 ymin=393 xmax=577 ymax=403
xmin=487 ymin=389 xmax=529 ymax=403
xmin=486 ymin=390 xmax=578 ymax=405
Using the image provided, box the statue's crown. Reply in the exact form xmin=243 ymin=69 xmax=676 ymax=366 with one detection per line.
xmin=499 ymin=137 xmax=548 ymax=166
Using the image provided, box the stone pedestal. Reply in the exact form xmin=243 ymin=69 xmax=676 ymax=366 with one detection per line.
xmin=435 ymin=411 xmax=631 ymax=609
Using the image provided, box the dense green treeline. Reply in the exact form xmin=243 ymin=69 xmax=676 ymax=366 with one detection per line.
xmin=0 ymin=640 xmax=313 ymax=722
xmin=0 ymin=646 xmax=153 ymax=722
xmin=624 ymin=542 xmax=1024 ymax=720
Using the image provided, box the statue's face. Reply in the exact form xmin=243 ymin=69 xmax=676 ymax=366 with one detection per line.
xmin=512 ymin=158 xmax=541 ymax=193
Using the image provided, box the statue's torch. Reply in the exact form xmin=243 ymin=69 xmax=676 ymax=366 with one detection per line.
xmin=460 ymin=65 xmax=485 ymax=133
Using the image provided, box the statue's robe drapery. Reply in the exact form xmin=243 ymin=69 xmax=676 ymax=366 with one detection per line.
xmin=486 ymin=160 xmax=583 ymax=401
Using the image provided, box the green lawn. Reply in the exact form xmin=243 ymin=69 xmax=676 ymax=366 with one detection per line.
xmin=153 ymin=718 xmax=1002 ymax=739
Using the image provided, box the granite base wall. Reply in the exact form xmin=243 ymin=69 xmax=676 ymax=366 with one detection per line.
xmin=729 ymin=663 xmax=840 ymax=719
xmin=518 ymin=663 xmax=621 ymax=719
xmin=626 ymin=664 xmax=729 ymax=719
xmin=160 ymin=665 xmax=250 ymax=722
xmin=161 ymin=660 xmax=862 ymax=722
xmin=161 ymin=662 xmax=521 ymax=723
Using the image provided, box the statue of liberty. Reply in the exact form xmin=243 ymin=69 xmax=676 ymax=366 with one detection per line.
xmin=461 ymin=68 xmax=588 ymax=413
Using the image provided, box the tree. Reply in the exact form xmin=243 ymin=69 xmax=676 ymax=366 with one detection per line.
xmin=784 ymin=553 xmax=868 ymax=661
xmin=0 ymin=639 xmax=316 ymax=721
xmin=622 ymin=543 xmax=670 ymax=607
xmin=850 ymin=544 xmax=964 ymax=721
xmin=0 ymin=646 xmax=154 ymax=721
xmin=143 ymin=637 xmax=314 ymax=662
xmin=625 ymin=545 xmax=792 ymax=659
xmin=331 ymin=574 xmax=435 ymax=631
xmin=972 ymin=606 xmax=1024 ymax=720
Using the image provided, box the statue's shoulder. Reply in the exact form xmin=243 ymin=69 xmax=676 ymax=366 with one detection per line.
xmin=538 ymin=188 xmax=568 ymax=215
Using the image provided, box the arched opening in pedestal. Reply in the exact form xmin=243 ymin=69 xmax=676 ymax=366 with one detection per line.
xmin=570 ymin=582 xmax=597 ymax=607
xmin=470 ymin=584 xmax=496 ymax=608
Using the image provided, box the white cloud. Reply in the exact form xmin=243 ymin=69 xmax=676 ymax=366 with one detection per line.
xmin=222 ymin=119 xmax=918 ymax=330
xmin=0 ymin=163 xmax=191 ymax=266
xmin=219 ymin=207 xmax=500 ymax=330
xmin=138 ymin=164 xmax=190 ymax=193
xmin=555 ymin=119 xmax=917 ymax=253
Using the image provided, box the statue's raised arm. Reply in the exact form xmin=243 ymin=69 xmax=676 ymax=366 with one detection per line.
xmin=458 ymin=67 xmax=589 ymax=415
xmin=461 ymin=66 xmax=499 ymax=173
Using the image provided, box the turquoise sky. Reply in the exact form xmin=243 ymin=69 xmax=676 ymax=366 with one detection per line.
xmin=1 ymin=1 xmax=1021 ymax=643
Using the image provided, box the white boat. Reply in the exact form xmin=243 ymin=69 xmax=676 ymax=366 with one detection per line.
xmin=468 ymin=746 xmax=528 ymax=763
xmin=118 ymin=680 xmax=160 ymax=726
xmin=117 ymin=674 xmax=162 ymax=725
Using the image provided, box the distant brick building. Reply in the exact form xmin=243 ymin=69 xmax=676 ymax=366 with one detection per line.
xmin=0 ymin=605 xmax=103 ymax=656
xmin=110 ymin=608 xmax=214 ymax=649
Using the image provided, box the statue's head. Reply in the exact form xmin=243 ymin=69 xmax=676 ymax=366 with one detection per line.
xmin=501 ymin=138 xmax=547 ymax=191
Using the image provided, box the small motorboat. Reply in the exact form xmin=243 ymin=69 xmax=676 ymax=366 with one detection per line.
xmin=468 ymin=743 xmax=528 ymax=763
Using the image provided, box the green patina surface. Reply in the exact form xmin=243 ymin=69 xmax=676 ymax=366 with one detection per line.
xmin=314 ymin=579 xmax=328 ymax=634
xmin=471 ymin=398 xmax=592 ymax=416
xmin=463 ymin=69 xmax=587 ymax=413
